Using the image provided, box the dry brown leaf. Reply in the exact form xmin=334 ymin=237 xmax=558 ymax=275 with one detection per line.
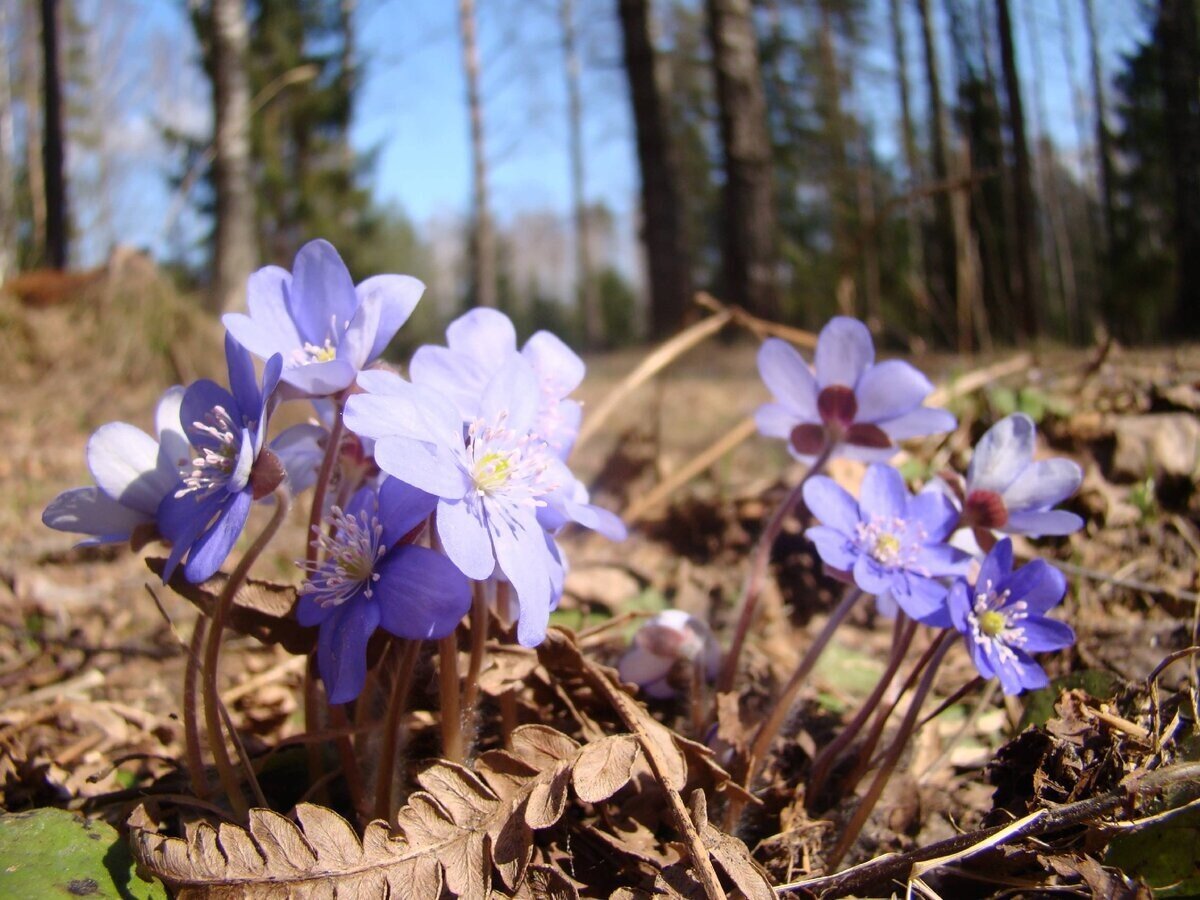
xmin=129 ymin=803 xmax=443 ymax=898
xmin=573 ymin=735 xmax=640 ymax=804
xmin=511 ymin=723 xmax=582 ymax=768
xmin=517 ymin=863 xmax=582 ymax=899
xmin=145 ymin=557 xmax=313 ymax=655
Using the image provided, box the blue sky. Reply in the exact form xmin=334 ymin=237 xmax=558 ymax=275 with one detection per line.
xmin=67 ymin=0 xmax=1150 ymax=269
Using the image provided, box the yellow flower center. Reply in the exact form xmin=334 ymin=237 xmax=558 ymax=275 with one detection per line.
xmin=978 ymin=610 xmax=1006 ymax=637
xmin=473 ymin=451 xmax=512 ymax=493
xmin=872 ymin=533 xmax=901 ymax=564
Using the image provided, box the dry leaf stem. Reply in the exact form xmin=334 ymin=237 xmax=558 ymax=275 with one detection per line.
xmin=826 ymin=631 xmax=953 ymax=869
xmin=439 ymin=633 xmax=464 ymax=764
xmin=717 ymin=442 xmax=835 ymax=696
xmin=201 ymin=484 xmax=291 ymax=820
xmin=183 ymin=614 xmax=209 ymax=801
xmin=805 ymin=613 xmax=916 ymax=812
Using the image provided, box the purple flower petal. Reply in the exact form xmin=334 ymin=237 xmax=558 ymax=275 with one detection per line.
xmin=436 ymin=498 xmax=495 ymax=580
xmin=270 ymin=423 xmax=326 ymax=494
xmin=42 ymin=486 xmax=149 ymax=543
xmin=338 ymin=288 xmax=382 ymax=372
xmin=803 ymin=476 xmax=860 ymax=534
xmin=859 ymin=464 xmax=907 ymax=520
xmin=523 ymin=330 xmax=585 ymax=396
xmin=491 ymin=512 xmax=554 ymax=647
xmin=1003 ymin=509 xmax=1084 ymax=537
xmin=878 ymin=406 xmax=957 ymax=441
xmin=914 ymin=543 xmax=971 ymax=577
xmin=279 ymin=358 xmax=357 ymax=397
xmin=618 ymin=647 xmax=674 ymax=696
xmin=853 ymin=554 xmax=894 ymax=595
xmin=977 ymin=538 xmax=1014 ymax=593
xmin=757 ymin=338 xmax=819 ymax=420
xmin=947 ymin=579 xmax=972 ymax=632
xmin=814 ymin=317 xmax=874 ymax=389
xmin=86 ymin=422 xmax=161 ymax=515
xmin=446 ymin=307 xmax=518 ymax=359
xmin=854 ymin=360 xmax=933 ymax=423
xmin=376 ymin=545 xmax=472 ymax=640
xmin=183 ymin=488 xmax=253 ymax=583
xmin=358 ymin=274 xmax=424 ymax=361
xmin=1002 ymin=459 xmax=1083 ymax=512
xmin=344 ymin=390 xmax=429 ymax=443
xmin=906 ymin=490 xmax=961 ymax=542
xmin=318 ymin=598 xmax=381 ymax=705
xmin=155 ymin=386 xmax=190 ymax=483
xmin=375 ymin=437 xmax=468 ymax=498
xmin=180 ymin=381 xmax=237 ymax=451
xmin=408 ymin=345 xmax=489 ymax=420
xmin=1004 ymin=558 xmax=1067 ymax=614
xmin=288 ymin=240 xmax=358 ymax=346
xmin=968 ymin=414 xmax=1035 ymax=493
xmin=998 ymin=649 xmax=1049 ymax=695
xmin=225 ymin=334 xmax=261 ymax=418
xmin=755 ymin=402 xmax=797 ymax=439
xmin=806 ymin=524 xmax=858 ymax=571
xmin=243 ymin=265 xmax=301 ymax=348
xmin=890 ymin=573 xmax=948 ymax=621
xmin=295 ymin=593 xmax=335 ymax=627
xmin=481 ymin=355 xmax=540 ymax=433
xmin=1022 ymin=617 xmax=1075 ymax=652
xmin=377 ymin=477 xmax=438 ymax=545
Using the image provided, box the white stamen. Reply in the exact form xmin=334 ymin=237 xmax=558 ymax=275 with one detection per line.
xmin=853 ymin=514 xmax=929 ymax=574
xmin=300 ymin=506 xmax=386 ymax=609
xmin=175 ymin=406 xmax=239 ymax=499
xmin=966 ymin=578 xmax=1028 ymax=665
xmin=465 ymin=412 xmax=559 ymax=509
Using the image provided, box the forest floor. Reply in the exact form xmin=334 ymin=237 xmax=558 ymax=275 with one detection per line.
xmin=1 ymin=264 xmax=1199 ymax=897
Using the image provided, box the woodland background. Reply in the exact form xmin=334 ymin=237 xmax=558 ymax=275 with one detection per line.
xmin=0 ymin=0 xmax=1196 ymax=352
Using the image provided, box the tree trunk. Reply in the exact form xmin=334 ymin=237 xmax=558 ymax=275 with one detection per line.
xmin=21 ymin=0 xmax=45 ymax=266
xmin=916 ymin=0 xmax=957 ymax=338
xmin=706 ymin=0 xmax=778 ymax=319
xmin=995 ymin=0 xmax=1040 ymax=339
xmin=40 ymin=0 xmax=67 ymax=270
xmin=888 ymin=0 xmax=930 ymax=327
xmin=1081 ymin=0 xmax=1115 ymax=258
xmin=562 ymin=0 xmax=601 ymax=346
xmin=459 ymin=0 xmax=496 ymax=309
xmin=815 ymin=0 xmax=855 ymax=317
xmin=0 ymin=1 xmax=16 ymax=280
xmin=617 ymin=0 xmax=693 ymax=338
xmin=1158 ymin=0 xmax=1200 ymax=336
xmin=211 ymin=0 xmax=256 ymax=312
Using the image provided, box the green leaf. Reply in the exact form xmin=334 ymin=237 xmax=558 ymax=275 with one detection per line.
xmin=1106 ymin=805 xmax=1200 ymax=896
xmin=0 ymin=808 xmax=166 ymax=899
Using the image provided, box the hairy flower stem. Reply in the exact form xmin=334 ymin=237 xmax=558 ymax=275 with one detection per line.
xmin=843 ymin=628 xmax=950 ymax=795
xmin=303 ymin=654 xmax=327 ymax=806
xmin=202 ymin=485 xmax=291 ymax=819
xmin=805 ymin=614 xmax=917 ymax=813
xmin=328 ymin=703 xmax=368 ymax=824
xmin=305 ymin=397 xmax=346 ymax=569
xmin=439 ymin=634 xmax=464 ymax=763
xmin=375 ymin=639 xmax=422 ymax=821
xmin=725 ymin=586 xmax=862 ymax=831
xmin=461 ymin=580 xmax=493 ymax=724
xmin=717 ymin=442 xmax=836 ymax=696
xmin=826 ymin=630 xmax=954 ymax=869
xmin=183 ymin=615 xmax=209 ymax=801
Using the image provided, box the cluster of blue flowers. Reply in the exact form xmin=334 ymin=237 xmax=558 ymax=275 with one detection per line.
xmin=43 ymin=239 xmax=625 ymax=703
xmin=768 ymin=318 xmax=1080 ymax=695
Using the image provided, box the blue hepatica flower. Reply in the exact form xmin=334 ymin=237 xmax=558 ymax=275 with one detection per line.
xmin=756 ymin=317 xmax=956 ymax=462
xmin=43 ymin=386 xmax=189 ymax=546
xmin=344 ymin=355 xmax=624 ymax=648
xmin=223 ymin=239 xmax=424 ymax=398
xmin=961 ymin=413 xmax=1084 ymax=539
xmin=948 ymin=538 xmax=1074 ymax=695
xmin=803 ymin=464 xmax=969 ymax=622
xmin=297 ymin=479 xmax=471 ymax=704
xmin=157 ymin=335 xmax=284 ymax=584
xmin=618 ymin=610 xmax=721 ymax=700
xmin=409 ymin=308 xmax=585 ymax=457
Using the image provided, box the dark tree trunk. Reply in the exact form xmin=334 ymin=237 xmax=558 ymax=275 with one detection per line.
xmin=1081 ymin=0 xmax=1115 ymax=257
xmin=211 ymin=0 xmax=256 ymax=313
xmin=889 ymin=0 xmax=929 ymax=323
xmin=706 ymin=0 xmax=778 ymax=319
xmin=40 ymin=0 xmax=67 ymax=270
xmin=916 ymin=0 xmax=957 ymax=335
xmin=617 ymin=0 xmax=693 ymax=338
xmin=1157 ymin=0 xmax=1200 ymax=336
xmin=460 ymin=0 xmax=496 ymax=309
xmin=995 ymin=0 xmax=1040 ymax=339
xmin=562 ymin=0 xmax=601 ymax=346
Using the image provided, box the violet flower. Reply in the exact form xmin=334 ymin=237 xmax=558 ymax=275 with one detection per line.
xmin=297 ymin=479 xmax=471 ymax=704
xmin=409 ymin=308 xmax=584 ymax=456
xmin=343 ymin=356 xmax=623 ymax=647
xmin=223 ymin=239 xmax=424 ymax=397
xmin=755 ymin=318 xmax=956 ymax=462
xmin=803 ymin=464 xmax=969 ymax=622
xmin=157 ymin=335 xmax=284 ymax=584
xmin=42 ymin=386 xmax=189 ymax=546
xmin=618 ymin=610 xmax=721 ymax=699
xmin=961 ymin=413 xmax=1084 ymax=538
xmin=947 ymin=538 xmax=1074 ymax=695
